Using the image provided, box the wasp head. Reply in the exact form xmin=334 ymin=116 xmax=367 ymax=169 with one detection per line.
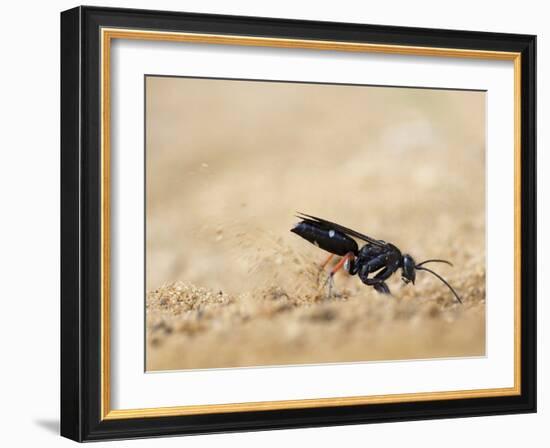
xmin=401 ymin=254 xmax=416 ymax=284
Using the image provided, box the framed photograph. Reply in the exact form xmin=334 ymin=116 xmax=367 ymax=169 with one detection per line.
xmin=60 ymin=6 xmax=536 ymax=442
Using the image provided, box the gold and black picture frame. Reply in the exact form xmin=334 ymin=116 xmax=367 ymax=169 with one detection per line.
xmin=61 ymin=6 xmax=536 ymax=442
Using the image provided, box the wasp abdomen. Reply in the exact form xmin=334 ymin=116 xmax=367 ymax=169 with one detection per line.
xmin=291 ymin=221 xmax=358 ymax=256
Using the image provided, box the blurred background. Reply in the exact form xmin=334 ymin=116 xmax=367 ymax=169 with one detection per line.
xmin=146 ymin=77 xmax=485 ymax=292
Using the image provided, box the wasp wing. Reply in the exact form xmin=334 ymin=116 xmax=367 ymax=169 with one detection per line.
xmin=296 ymin=212 xmax=387 ymax=248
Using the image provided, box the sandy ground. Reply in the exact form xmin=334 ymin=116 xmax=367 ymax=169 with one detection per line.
xmin=145 ymin=76 xmax=486 ymax=371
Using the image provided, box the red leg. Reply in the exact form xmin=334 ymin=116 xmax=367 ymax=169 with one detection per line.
xmin=323 ymin=252 xmax=355 ymax=298
xmin=329 ymin=252 xmax=355 ymax=276
xmin=317 ymin=253 xmax=335 ymax=283
xmin=320 ymin=253 xmax=335 ymax=269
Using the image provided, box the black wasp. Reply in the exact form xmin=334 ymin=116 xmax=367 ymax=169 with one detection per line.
xmin=291 ymin=212 xmax=462 ymax=303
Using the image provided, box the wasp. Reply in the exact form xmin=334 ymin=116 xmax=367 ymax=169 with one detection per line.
xmin=291 ymin=212 xmax=462 ymax=303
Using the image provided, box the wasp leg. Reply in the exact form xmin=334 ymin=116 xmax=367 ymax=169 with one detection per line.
xmin=362 ymin=267 xmax=394 ymax=295
xmin=321 ymin=272 xmax=336 ymax=298
xmin=321 ymin=253 xmax=335 ymax=269
xmin=323 ymin=252 xmax=355 ymax=298
xmin=326 ymin=274 xmax=335 ymax=298
xmin=317 ymin=253 xmax=335 ymax=283
xmin=373 ymin=281 xmax=391 ymax=295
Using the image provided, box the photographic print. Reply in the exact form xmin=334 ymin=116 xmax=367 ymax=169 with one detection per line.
xmin=145 ymin=76 xmax=486 ymax=371
xmin=61 ymin=8 xmax=536 ymax=440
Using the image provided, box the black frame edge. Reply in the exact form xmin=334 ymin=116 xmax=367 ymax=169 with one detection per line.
xmin=60 ymin=5 xmax=537 ymax=442
xmin=519 ymin=35 xmax=537 ymax=414
xmin=61 ymin=6 xmax=83 ymax=442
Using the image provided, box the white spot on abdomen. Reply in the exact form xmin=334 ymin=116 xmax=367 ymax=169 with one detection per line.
xmin=328 ymin=230 xmax=335 ymax=238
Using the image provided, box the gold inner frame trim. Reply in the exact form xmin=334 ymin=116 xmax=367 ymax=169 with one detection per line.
xmin=100 ymin=27 xmax=522 ymax=420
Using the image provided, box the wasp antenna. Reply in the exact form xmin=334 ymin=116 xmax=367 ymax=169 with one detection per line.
xmin=416 ymin=259 xmax=453 ymax=268
xmin=417 ymin=266 xmax=462 ymax=304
